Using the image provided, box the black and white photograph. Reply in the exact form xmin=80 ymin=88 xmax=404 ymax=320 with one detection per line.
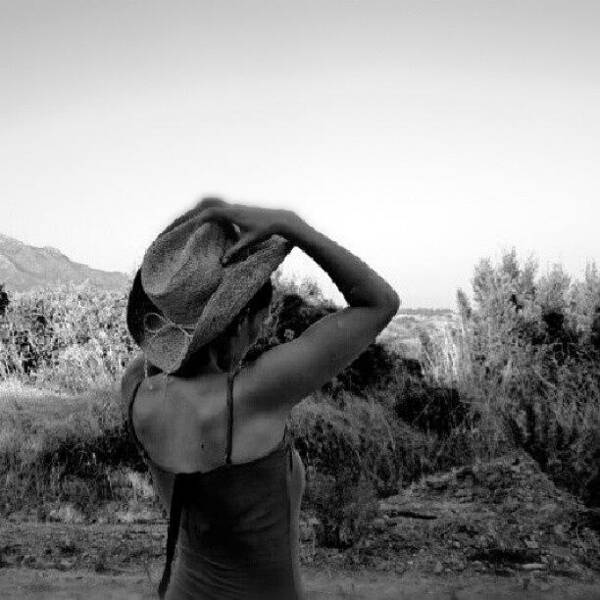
xmin=1 ymin=1 xmax=599 ymax=598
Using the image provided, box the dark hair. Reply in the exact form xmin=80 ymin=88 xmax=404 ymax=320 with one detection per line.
xmin=235 ymin=277 xmax=273 ymax=325
xmin=172 ymin=277 xmax=273 ymax=377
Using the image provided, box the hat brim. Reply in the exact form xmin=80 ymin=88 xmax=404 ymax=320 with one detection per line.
xmin=127 ymin=234 xmax=293 ymax=374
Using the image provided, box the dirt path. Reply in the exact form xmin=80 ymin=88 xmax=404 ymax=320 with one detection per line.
xmin=1 ymin=566 xmax=600 ymax=600
xmin=1 ymin=501 xmax=599 ymax=600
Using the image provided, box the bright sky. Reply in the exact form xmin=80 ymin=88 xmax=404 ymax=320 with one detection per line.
xmin=2 ymin=1 xmax=599 ymax=307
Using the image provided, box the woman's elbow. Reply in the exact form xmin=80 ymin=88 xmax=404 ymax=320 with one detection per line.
xmin=381 ymin=290 xmax=400 ymax=321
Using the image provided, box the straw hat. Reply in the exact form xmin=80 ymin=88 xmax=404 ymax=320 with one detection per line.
xmin=126 ymin=198 xmax=293 ymax=374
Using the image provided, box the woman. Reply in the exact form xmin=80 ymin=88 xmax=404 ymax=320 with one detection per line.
xmin=121 ymin=198 xmax=400 ymax=599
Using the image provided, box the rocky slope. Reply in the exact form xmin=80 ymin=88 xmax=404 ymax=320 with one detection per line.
xmin=0 ymin=234 xmax=128 ymax=291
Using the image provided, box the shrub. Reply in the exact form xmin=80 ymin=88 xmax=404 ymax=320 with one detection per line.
xmin=0 ymin=385 xmax=146 ymax=514
xmin=0 ymin=283 xmax=133 ymax=392
xmin=290 ymin=392 xmax=398 ymax=494
xmin=303 ymin=468 xmax=378 ymax=548
xmin=433 ymin=250 xmax=600 ymax=507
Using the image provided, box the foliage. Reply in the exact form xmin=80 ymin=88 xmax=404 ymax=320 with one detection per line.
xmin=303 ymin=468 xmax=378 ymax=548
xmin=3 ymin=255 xmax=599 ymax=559
xmin=0 ymin=385 xmax=145 ymax=515
xmin=0 ymin=273 xmax=481 ymax=546
xmin=438 ymin=250 xmax=600 ymax=507
xmin=291 ymin=392 xmax=398 ymax=494
xmin=0 ymin=283 xmax=133 ymax=392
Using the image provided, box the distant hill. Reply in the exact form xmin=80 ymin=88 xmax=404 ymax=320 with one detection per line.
xmin=377 ymin=310 xmax=457 ymax=357
xmin=0 ymin=233 xmax=129 ymax=292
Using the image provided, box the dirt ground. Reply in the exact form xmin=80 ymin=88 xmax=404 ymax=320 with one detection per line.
xmin=1 ymin=565 xmax=600 ymax=600
xmin=2 ymin=518 xmax=599 ymax=599
xmin=2 ymin=451 xmax=599 ymax=599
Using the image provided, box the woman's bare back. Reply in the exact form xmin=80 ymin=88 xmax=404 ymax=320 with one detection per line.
xmin=131 ymin=367 xmax=291 ymax=474
xmin=125 ymin=362 xmax=307 ymax=598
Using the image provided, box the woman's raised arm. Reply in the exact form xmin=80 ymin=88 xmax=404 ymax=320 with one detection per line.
xmin=197 ymin=202 xmax=400 ymax=412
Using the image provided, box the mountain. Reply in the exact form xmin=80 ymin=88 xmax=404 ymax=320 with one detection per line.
xmin=0 ymin=233 xmax=129 ymax=292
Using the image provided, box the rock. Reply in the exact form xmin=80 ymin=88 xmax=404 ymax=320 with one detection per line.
xmin=3 ymin=556 xmax=18 ymax=568
xmin=456 ymin=466 xmax=474 ymax=479
xmin=58 ymin=537 xmax=78 ymax=555
xmin=48 ymin=504 xmax=85 ymax=524
xmin=56 ymin=558 xmax=75 ymax=571
xmin=389 ymin=524 xmax=405 ymax=540
xmin=371 ymin=518 xmax=387 ymax=533
xmin=23 ymin=554 xmax=37 ymax=567
xmin=299 ymin=516 xmax=321 ymax=542
xmin=521 ymin=563 xmax=547 ymax=571
xmin=433 ymin=561 xmax=444 ymax=574
xmin=94 ymin=558 xmax=109 ymax=573
xmin=299 ymin=522 xmax=315 ymax=542
xmin=486 ymin=472 xmax=502 ymax=485
xmin=378 ymin=501 xmax=401 ymax=516
xmin=428 ymin=477 xmax=449 ymax=491
xmin=381 ymin=494 xmax=403 ymax=505
xmin=115 ymin=509 xmax=155 ymax=524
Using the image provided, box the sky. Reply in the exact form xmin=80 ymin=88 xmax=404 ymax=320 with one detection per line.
xmin=1 ymin=0 xmax=599 ymax=307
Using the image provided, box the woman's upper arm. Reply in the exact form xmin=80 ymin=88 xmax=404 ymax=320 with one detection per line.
xmin=120 ymin=353 xmax=145 ymax=404
xmin=239 ymin=305 xmax=396 ymax=412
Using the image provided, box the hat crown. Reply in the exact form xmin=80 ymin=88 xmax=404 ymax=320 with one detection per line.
xmin=126 ymin=199 xmax=293 ymax=374
xmin=141 ymin=214 xmax=234 ymax=325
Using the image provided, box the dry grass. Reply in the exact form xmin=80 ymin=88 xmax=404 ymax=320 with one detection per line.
xmin=418 ymin=272 xmax=600 ymax=507
xmin=0 ymin=380 xmax=148 ymax=514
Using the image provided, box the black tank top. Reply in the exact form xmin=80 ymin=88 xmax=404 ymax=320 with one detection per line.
xmin=125 ymin=367 xmax=298 ymax=600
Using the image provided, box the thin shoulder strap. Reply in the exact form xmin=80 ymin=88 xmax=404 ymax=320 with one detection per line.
xmin=225 ymin=365 xmax=241 ymax=465
xmin=158 ymin=365 xmax=242 ymax=598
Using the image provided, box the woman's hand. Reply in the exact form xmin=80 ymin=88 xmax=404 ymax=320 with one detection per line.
xmin=195 ymin=198 xmax=296 ymax=264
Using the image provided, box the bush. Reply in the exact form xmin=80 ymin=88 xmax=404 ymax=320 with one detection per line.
xmin=0 ymin=385 xmax=145 ymax=514
xmin=290 ymin=392 xmax=398 ymax=494
xmin=0 ymin=283 xmax=133 ymax=392
xmin=393 ymin=378 xmax=470 ymax=437
xmin=303 ymin=468 xmax=378 ymax=548
xmin=439 ymin=251 xmax=600 ymax=507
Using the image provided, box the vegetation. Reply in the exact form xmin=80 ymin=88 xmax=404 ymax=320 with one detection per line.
xmin=448 ymin=252 xmax=600 ymax=507
xmin=0 ymin=253 xmax=599 ymax=550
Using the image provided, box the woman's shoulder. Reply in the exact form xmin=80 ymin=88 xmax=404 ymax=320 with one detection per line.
xmin=130 ymin=370 xmax=231 ymax=472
